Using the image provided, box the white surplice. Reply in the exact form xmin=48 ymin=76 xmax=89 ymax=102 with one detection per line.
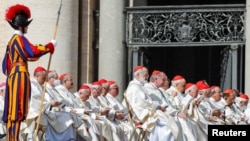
xmin=144 ymin=82 xmax=202 ymax=141
xmin=21 ymin=78 xmax=50 ymax=140
xmin=125 ymin=79 xmax=176 ymax=141
xmin=55 ymin=85 xmax=91 ymax=141
xmin=181 ymin=94 xmax=208 ymax=141
xmin=244 ymin=104 xmax=250 ymax=124
xmin=221 ymin=99 xmax=247 ymax=125
xmin=165 ymin=86 xmax=184 ymax=111
xmin=88 ymin=95 xmax=123 ymax=141
xmin=41 ymin=83 xmax=77 ymax=141
xmin=0 ymin=96 xmax=6 ymax=141
xmin=106 ymin=93 xmax=134 ymax=141
xmin=199 ymin=98 xmax=226 ymax=124
xmin=75 ymin=99 xmax=106 ymax=141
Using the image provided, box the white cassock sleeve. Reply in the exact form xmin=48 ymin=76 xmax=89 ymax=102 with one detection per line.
xmin=126 ymin=84 xmax=158 ymax=122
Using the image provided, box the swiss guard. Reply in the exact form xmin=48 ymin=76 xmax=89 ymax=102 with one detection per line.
xmin=2 ymin=4 xmax=56 ymax=141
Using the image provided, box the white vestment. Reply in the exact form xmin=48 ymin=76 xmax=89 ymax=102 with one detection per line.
xmin=0 ymin=96 xmax=6 ymax=141
xmin=204 ymin=98 xmax=225 ymax=124
xmin=42 ymin=84 xmax=77 ymax=141
xmin=199 ymin=98 xmax=225 ymax=125
xmin=20 ymin=78 xmax=50 ymax=141
xmin=181 ymin=94 xmax=208 ymax=141
xmin=208 ymin=98 xmax=225 ymax=113
xmin=244 ymin=104 xmax=250 ymax=124
xmin=27 ymin=79 xmax=46 ymax=120
xmin=106 ymin=93 xmax=134 ymax=141
xmin=125 ymin=79 xmax=177 ymax=141
xmin=88 ymin=95 xmax=122 ymax=141
xmin=55 ymin=85 xmax=90 ymax=140
xmin=145 ymin=83 xmax=202 ymax=141
xmin=233 ymin=103 xmax=247 ymax=119
xmin=98 ymin=94 xmax=127 ymax=141
xmin=221 ymin=99 xmax=247 ymax=125
xmin=76 ymin=99 xmax=107 ymax=141
xmin=165 ymin=86 xmax=184 ymax=111
xmin=97 ymin=95 xmax=116 ymax=120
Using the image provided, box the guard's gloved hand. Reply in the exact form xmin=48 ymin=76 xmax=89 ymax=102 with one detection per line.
xmin=46 ymin=39 xmax=57 ymax=54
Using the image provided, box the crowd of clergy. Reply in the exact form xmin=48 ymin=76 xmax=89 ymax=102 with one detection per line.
xmin=0 ymin=65 xmax=250 ymax=141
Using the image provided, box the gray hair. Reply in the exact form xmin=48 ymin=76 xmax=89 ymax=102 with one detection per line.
xmin=133 ymin=68 xmax=143 ymax=78
xmin=48 ymin=70 xmax=57 ymax=79
xmin=149 ymin=73 xmax=161 ymax=82
xmin=171 ymin=79 xmax=182 ymax=86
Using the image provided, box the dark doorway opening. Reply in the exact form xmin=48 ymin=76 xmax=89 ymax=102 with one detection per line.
xmin=142 ymin=46 xmax=225 ymax=86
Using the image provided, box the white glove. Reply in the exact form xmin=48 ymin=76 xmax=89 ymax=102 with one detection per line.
xmin=51 ymin=39 xmax=57 ymax=47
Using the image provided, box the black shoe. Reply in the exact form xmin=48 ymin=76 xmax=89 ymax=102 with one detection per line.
xmin=0 ymin=134 xmax=6 ymax=139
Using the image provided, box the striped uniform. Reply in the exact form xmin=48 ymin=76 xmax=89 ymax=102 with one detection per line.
xmin=2 ymin=33 xmax=51 ymax=141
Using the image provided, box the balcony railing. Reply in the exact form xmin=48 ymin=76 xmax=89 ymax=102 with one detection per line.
xmin=125 ymin=4 xmax=245 ymax=47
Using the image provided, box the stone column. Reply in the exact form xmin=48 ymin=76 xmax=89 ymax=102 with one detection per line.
xmin=79 ymin=0 xmax=97 ymax=86
xmin=245 ymin=0 xmax=250 ymax=95
xmin=99 ymin=0 xmax=126 ymax=101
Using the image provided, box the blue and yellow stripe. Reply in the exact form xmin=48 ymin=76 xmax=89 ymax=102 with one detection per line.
xmin=2 ymin=34 xmax=51 ymax=141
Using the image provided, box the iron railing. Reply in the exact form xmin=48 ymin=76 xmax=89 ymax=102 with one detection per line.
xmin=125 ymin=4 xmax=246 ymax=47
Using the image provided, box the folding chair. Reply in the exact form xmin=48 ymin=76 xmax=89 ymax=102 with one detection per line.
xmin=23 ymin=123 xmax=46 ymax=141
xmin=124 ymin=95 xmax=149 ymax=141
xmin=37 ymin=124 xmax=46 ymax=141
